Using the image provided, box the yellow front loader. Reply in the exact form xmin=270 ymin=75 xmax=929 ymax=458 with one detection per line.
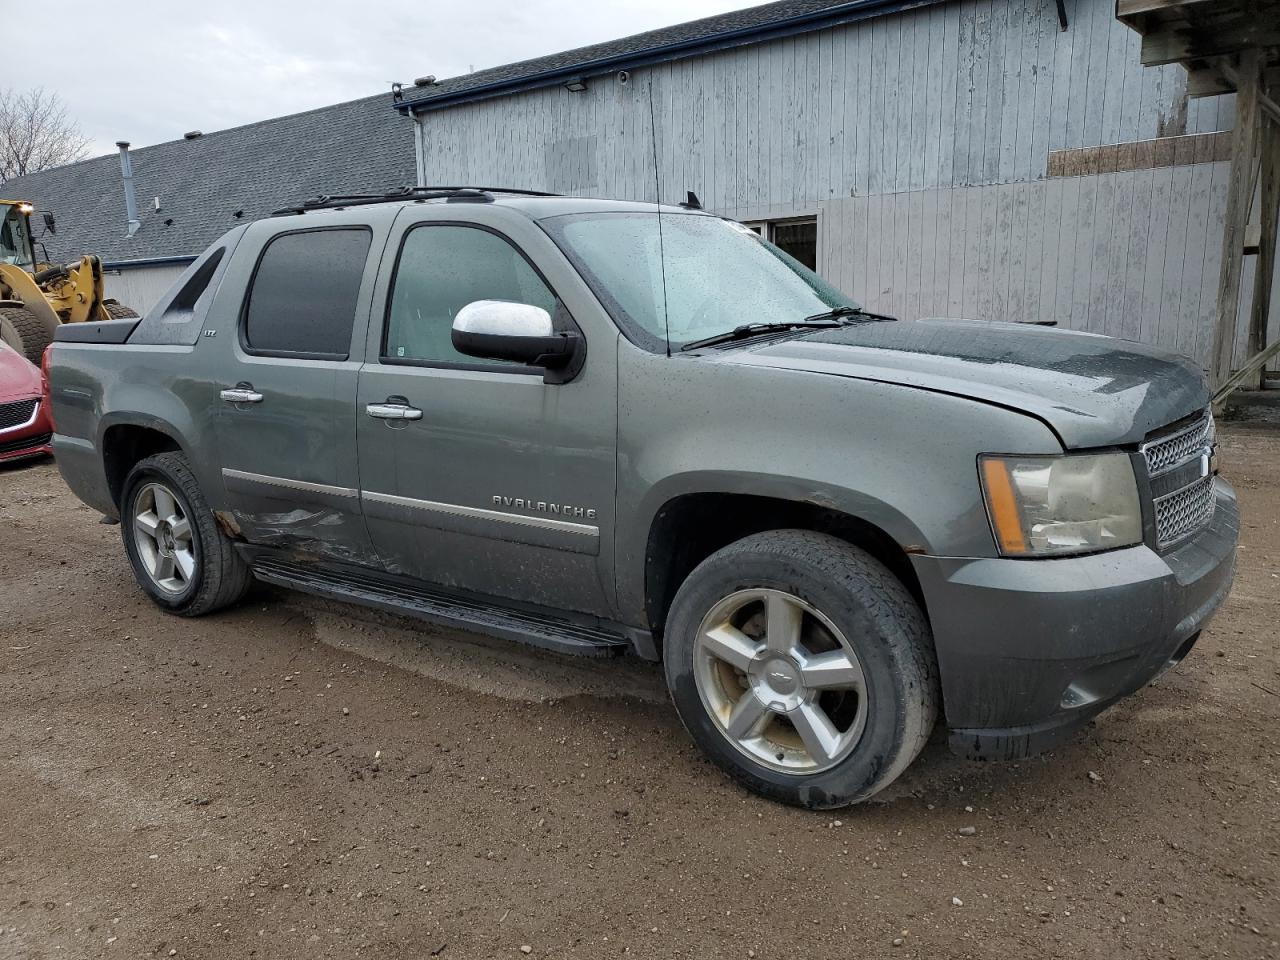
xmin=0 ymin=199 xmax=138 ymax=363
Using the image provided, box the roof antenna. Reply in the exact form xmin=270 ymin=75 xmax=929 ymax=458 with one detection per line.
xmin=646 ymin=79 xmax=671 ymax=358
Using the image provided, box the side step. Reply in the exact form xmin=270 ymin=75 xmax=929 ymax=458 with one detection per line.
xmin=248 ymin=556 xmax=630 ymax=659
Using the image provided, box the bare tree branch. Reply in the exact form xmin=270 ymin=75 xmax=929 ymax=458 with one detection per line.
xmin=0 ymin=87 xmax=91 ymax=184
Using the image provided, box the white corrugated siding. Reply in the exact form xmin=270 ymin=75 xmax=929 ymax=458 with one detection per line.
xmin=103 ymin=264 xmax=189 ymax=314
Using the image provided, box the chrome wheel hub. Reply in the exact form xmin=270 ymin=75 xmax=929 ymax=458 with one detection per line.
xmin=750 ymin=656 xmax=805 ymax=711
xmin=133 ymin=482 xmax=196 ymax=595
xmin=694 ymin=588 xmax=869 ymax=775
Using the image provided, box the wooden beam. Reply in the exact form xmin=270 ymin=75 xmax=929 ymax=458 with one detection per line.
xmin=1212 ymin=50 xmax=1264 ymax=389
xmin=1212 ymin=336 xmax=1280 ymax=404
xmin=1116 ymin=0 xmax=1215 ymax=20
xmin=1185 ymin=64 xmax=1234 ymax=98
xmin=1221 ymin=62 xmax=1280 ymax=123
xmin=1186 ymin=60 xmax=1280 ymax=102
xmin=1140 ymin=21 xmax=1280 ymax=67
xmin=1246 ymin=117 xmax=1280 ymax=389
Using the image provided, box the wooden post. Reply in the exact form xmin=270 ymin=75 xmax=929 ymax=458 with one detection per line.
xmin=1248 ymin=113 xmax=1279 ymax=389
xmin=1211 ymin=49 xmax=1263 ymax=389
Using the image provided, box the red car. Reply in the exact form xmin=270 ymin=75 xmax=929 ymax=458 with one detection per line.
xmin=0 ymin=340 xmax=53 ymax=464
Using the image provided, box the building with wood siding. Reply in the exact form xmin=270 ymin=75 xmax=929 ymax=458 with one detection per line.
xmin=1 ymin=96 xmax=414 ymax=313
xmin=395 ymin=0 xmax=1275 ymax=374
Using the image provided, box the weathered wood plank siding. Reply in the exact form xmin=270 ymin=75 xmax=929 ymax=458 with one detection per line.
xmin=412 ymin=0 xmax=1265 ymax=367
xmin=816 ymin=160 xmax=1278 ymax=371
xmin=418 ymin=0 xmax=1220 ymax=215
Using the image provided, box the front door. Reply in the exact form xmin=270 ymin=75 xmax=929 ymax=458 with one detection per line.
xmin=355 ymin=212 xmax=618 ymax=616
xmin=210 ymin=219 xmax=383 ymax=566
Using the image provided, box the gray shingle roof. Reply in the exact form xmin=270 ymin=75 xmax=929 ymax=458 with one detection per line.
xmin=3 ymin=0 xmax=942 ymax=266
xmin=2 ymin=94 xmax=414 ymax=266
xmin=396 ymin=0 xmax=943 ymax=111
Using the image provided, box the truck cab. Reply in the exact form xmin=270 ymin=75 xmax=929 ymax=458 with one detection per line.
xmin=47 ymin=187 xmax=1237 ymax=808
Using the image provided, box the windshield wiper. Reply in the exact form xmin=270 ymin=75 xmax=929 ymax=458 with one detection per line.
xmin=679 ymin=318 xmax=845 ymax=352
xmin=802 ymin=305 xmax=898 ymax=323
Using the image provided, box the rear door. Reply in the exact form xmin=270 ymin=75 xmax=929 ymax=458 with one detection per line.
xmin=354 ymin=205 xmax=620 ymax=617
xmin=207 ymin=211 xmax=390 ymax=566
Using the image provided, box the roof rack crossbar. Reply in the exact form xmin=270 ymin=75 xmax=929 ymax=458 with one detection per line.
xmin=271 ymin=185 xmax=561 ymax=216
xmin=408 ymin=185 xmax=561 ymax=197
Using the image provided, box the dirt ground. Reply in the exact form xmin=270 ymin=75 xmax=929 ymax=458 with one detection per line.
xmin=0 ymin=427 xmax=1276 ymax=960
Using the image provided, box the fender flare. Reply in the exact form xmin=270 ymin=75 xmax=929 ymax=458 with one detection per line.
xmin=616 ymin=470 xmax=931 ymax=626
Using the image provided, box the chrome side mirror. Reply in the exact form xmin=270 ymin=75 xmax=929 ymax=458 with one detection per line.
xmin=451 ymin=300 xmax=581 ymax=372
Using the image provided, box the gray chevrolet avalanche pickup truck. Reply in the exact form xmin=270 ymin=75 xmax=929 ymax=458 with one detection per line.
xmin=48 ymin=186 xmax=1237 ymax=809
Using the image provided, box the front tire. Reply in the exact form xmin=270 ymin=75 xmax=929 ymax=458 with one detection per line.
xmin=120 ymin=452 xmax=251 ymax=616
xmin=663 ymin=530 xmax=939 ymax=809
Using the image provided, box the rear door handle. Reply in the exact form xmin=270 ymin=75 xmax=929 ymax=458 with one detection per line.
xmin=220 ymin=383 xmax=263 ymax=404
xmin=366 ymin=396 xmax=423 ymax=421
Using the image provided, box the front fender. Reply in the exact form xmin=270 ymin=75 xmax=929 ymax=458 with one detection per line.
xmin=614 ymin=471 xmax=929 ymax=626
xmin=614 ymin=343 xmax=1065 ymax=627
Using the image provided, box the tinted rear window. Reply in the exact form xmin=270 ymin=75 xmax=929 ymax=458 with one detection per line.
xmin=243 ymin=228 xmax=371 ymax=357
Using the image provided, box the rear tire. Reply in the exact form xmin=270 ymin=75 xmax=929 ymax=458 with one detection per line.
xmin=0 ymin=305 xmax=53 ymax=364
xmin=120 ymin=452 xmax=252 ymax=616
xmin=102 ymin=299 xmax=139 ymax=320
xmin=663 ymin=530 xmax=939 ymax=809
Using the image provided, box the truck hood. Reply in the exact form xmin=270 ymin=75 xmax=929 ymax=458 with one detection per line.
xmin=0 ymin=342 xmax=40 ymax=403
xmin=722 ymin=319 xmax=1209 ymax=448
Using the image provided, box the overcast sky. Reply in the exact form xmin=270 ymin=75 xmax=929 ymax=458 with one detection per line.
xmin=7 ymin=0 xmax=759 ymax=159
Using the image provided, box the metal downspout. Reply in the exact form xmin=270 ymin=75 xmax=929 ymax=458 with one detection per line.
xmin=411 ymin=111 xmax=426 ymax=187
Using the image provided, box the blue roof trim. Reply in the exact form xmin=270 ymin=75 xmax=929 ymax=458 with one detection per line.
xmin=396 ymin=0 xmax=944 ymax=114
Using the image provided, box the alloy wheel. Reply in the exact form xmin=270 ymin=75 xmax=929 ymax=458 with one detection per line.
xmin=132 ymin=481 xmax=196 ymax=595
xmin=693 ymin=588 xmax=869 ymax=774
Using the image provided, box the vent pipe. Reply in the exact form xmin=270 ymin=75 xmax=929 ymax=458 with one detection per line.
xmin=116 ymin=141 xmax=141 ymax=237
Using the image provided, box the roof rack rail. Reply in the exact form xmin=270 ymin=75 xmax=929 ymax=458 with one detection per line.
xmin=270 ymin=185 xmax=560 ymax=216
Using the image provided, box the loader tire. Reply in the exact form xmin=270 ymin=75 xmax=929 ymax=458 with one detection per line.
xmin=0 ymin=306 xmax=53 ymax=364
xmin=102 ymin=300 xmax=139 ymax=320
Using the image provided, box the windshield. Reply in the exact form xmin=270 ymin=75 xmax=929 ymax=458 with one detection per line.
xmin=0 ymin=205 xmax=35 ymax=270
xmin=541 ymin=211 xmax=859 ymax=352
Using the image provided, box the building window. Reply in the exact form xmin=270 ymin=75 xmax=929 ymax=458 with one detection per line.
xmin=743 ymin=218 xmax=818 ymax=271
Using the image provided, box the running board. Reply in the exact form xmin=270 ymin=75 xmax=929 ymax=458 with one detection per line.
xmin=247 ymin=556 xmax=630 ymax=658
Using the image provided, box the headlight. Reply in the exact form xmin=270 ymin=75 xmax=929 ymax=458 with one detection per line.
xmin=979 ymin=452 xmax=1142 ymax=557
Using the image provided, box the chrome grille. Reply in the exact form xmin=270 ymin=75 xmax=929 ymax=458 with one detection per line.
xmin=1153 ymin=475 xmax=1216 ymax=546
xmin=0 ymin=398 xmax=37 ymax=432
xmin=1142 ymin=411 xmax=1214 ymax=475
xmin=1141 ymin=407 xmax=1216 ymax=548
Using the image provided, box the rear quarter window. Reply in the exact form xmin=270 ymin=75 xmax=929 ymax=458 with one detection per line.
xmin=127 ymin=233 xmax=238 ymax=346
xmin=242 ymin=228 xmax=371 ymax=359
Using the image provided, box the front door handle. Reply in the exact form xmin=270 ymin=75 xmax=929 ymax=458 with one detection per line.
xmin=366 ymin=396 xmax=423 ymax=421
xmin=220 ymin=383 xmax=263 ymax=404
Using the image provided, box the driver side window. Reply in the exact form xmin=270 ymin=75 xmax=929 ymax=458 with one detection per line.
xmin=383 ymin=225 xmax=558 ymax=367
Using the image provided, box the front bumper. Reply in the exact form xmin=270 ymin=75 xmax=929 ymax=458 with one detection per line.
xmin=0 ymin=397 xmax=53 ymax=464
xmin=912 ymin=481 xmax=1238 ymax=760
